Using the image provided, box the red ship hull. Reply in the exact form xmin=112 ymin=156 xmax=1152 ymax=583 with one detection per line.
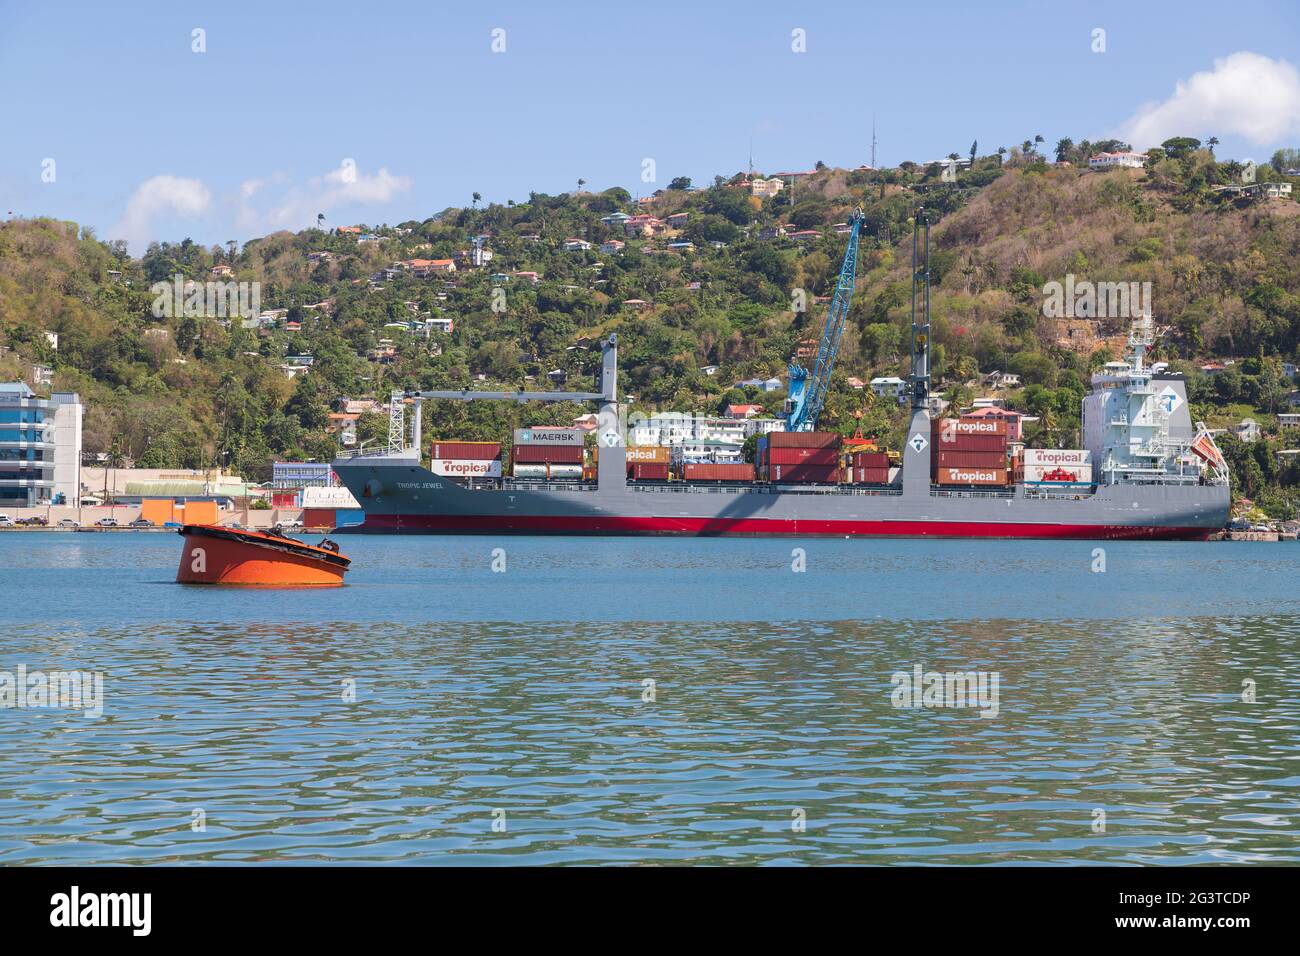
xmin=353 ymin=513 xmax=1216 ymax=540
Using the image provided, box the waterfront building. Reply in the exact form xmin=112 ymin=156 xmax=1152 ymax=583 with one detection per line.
xmin=0 ymin=382 xmax=82 ymax=508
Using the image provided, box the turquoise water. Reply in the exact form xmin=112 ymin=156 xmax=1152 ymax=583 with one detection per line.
xmin=1 ymin=532 xmax=1297 ymax=864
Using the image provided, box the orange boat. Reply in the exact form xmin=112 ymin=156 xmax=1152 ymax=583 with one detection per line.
xmin=176 ymin=524 xmax=351 ymax=586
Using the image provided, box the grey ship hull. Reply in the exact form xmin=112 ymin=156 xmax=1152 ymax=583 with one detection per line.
xmin=331 ymin=454 xmax=1228 ymax=540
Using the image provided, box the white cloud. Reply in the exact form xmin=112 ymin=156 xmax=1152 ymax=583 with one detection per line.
xmin=237 ymin=163 xmax=413 ymax=234
xmin=1118 ymin=52 xmax=1300 ymax=149
xmin=111 ymin=175 xmax=211 ymax=253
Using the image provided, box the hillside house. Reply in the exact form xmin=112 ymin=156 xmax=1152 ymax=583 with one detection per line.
xmin=562 ymin=238 xmax=592 ymax=252
xmin=870 ymin=376 xmax=907 ymax=401
xmin=1088 ymin=151 xmax=1147 ymax=170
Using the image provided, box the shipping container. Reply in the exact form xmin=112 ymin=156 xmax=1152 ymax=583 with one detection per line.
xmin=847 ymin=467 xmax=891 ymax=484
xmin=767 ymin=431 xmax=841 ymax=449
xmin=513 ymin=427 xmax=584 ymax=447
xmin=934 ymin=466 xmax=1009 ymax=486
xmin=301 ymin=508 xmax=336 ymax=528
xmin=932 ymin=418 xmax=1009 ymax=439
xmin=631 ymin=463 xmax=670 ymax=481
xmin=849 ymin=451 xmax=889 ymax=468
xmin=681 ymin=462 xmax=756 ymax=482
xmin=430 ymin=458 xmax=503 ymax=478
xmin=932 ymin=450 xmax=1008 ymax=468
xmin=767 ymin=446 xmax=839 ymax=466
xmin=593 ymin=445 xmax=670 ymax=464
xmin=1023 ymin=463 xmax=1093 ymax=483
xmin=301 ymin=486 xmax=362 ymax=508
xmin=930 ymin=434 xmax=1007 ymax=453
xmin=511 ymin=444 xmax=585 ymax=464
xmin=512 ymin=463 xmax=584 ymax=480
xmin=1022 ymin=448 xmax=1091 ymax=468
xmin=430 ymin=441 xmax=502 ymax=461
xmin=270 ymin=491 xmax=300 ymax=508
xmin=769 ymin=464 xmax=840 ymax=483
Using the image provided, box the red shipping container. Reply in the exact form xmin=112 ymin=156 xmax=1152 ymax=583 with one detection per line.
xmin=931 ymin=418 xmax=1008 ymax=438
xmin=767 ymin=446 xmax=839 ymax=466
xmin=932 ymin=450 xmax=1008 ymax=468
xmin=770 ymin=464 xmax=840 ymax=483
xmin=631 ymin=463 xmax=669 ymax=480
xmin=301 ymin=508 xmax=336 ymax=528
xmin=430 ymin=441 xmax=502 ymax=460
xmin=511 ymin=444 xmax=584 ymax=464
xmin=931 ymin=434 xmax=1007 ymax=453
xmin=682 ymin=463 xmax=756 ymax=481
xmin=934 ymin=466 xmax=1009 ymax=486
xmin=850 ymin=451 xmax=889 ymax=468
xmin=849 ymin=467 xmax=891 ymax=484
xmin=767 ymin=431 xmax=841 ymax=449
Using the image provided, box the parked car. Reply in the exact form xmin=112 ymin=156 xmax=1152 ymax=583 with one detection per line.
xmin=95 ymin=517 xmax=119 ymax=528
xmin=16 ymin=516 xmax=48 ymax=526
xmin=130 ymin=518 xmax=155 ymax=528
xmin=0 ymin=514 xmax=14 ymax=528
xmin=57 ymin=518 xmax=80 ymax=529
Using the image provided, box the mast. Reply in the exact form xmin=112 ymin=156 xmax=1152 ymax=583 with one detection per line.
xmin=909 ymin=209 xmax=931 ymax=409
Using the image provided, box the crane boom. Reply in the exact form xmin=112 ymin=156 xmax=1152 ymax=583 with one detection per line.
xmin=784 ymin=209 xmax=864 ymax=431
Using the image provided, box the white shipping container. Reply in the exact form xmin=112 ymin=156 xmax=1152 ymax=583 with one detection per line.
xmin=300 ymin=486 xmax=361 ymax=508
xmin=1024 ymin=462 xmax=1092 ymax=483
xmin=1022 ymin=448 xmax=1091 ymax=468
xmin=513 ymin=428 xmax=584 ymax=447
xmin=512 ymin=463 xmax=583 ymax=479
xmin=430 ymin=458 xmax=503 ymax=478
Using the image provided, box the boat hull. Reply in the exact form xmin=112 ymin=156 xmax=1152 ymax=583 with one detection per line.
xmin=177 ymin=525 xmax=350 ymax=586
xmin=331 ymin=457 xmax=1228 ymax=542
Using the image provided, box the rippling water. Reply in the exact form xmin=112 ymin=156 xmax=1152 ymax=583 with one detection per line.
xmin=1 ymin=533 xmax=1297 ymax=864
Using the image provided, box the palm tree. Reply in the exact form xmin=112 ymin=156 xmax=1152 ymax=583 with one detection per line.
xmin=316 ymin=213 xmax=325 ymax=230
xmin=1034 ymin=134 xmax=1045 ymax=154
xmin=576 ymin=178 xmax=586 ymax=193
xmin=472 ymin=192 xmax=481 ymax=210
xmin=1055 ymin=137 xmax=1074 ymax=163
xmin=1207 ymin=136 xmax=1219 ymax=155
xmin=1021 ymin=140 xmax=1034 ymax=157
xmin=996 ymin=146 xmax=1007 ymax=166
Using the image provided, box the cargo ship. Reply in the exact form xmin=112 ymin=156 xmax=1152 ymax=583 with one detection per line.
xmin=332 ymin=318 xmax=1231 ymax=540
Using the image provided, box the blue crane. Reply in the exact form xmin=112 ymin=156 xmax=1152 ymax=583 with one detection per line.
xmin=783 ymin=208 xmax=864 ymax=431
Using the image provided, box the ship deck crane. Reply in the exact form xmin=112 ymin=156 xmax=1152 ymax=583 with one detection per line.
xmin=783 ymin=208 xmax=864 ymax=432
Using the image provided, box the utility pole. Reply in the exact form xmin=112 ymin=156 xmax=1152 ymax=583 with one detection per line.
xmin=871 ymin=113 xmax=877 ymax=169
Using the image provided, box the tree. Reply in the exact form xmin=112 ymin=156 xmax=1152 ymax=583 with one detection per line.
xmin=668 ymin=176 xmax=691 ymax=190
xmin=1269 ymin=147 xmax=1300 ymax=172
xmin=471 ymin=192 xmax=481 ymax=210
xmin=1055 ymin=137 xmax=1074 ymax=163
xmin=576 ymin=178 xmax=586 ymax=193
xmin=1207 ymin=136 xmax=1219 ymax=155
xmin=969 ymin=140 xmax=978 ymax=166
xmin=996 ymin=146 xmax=1006 ymax=166
xmin=1161 ymin=137 xmax=1201 ymax=159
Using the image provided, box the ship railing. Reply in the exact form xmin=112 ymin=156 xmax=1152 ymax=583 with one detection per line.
xmin=628 ymin=482 xmax=904 ymax=497
xmin=500 ymin=480 xmax=598 ymax=492
xmin=929 ymin=487 xmax=1016 ymax=499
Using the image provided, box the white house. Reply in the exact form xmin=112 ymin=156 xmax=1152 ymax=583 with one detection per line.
xmin=870 ymin=376 xmax=907 ymax=401
xmin=1231 ymin=419 xmax=1261 ymax=443
xmin=1089 ymin=151 xmax=1147 ymax=171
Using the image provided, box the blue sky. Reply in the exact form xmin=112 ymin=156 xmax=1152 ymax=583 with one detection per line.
xmin=1 ymin=0 xmax=1298 ymax=252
